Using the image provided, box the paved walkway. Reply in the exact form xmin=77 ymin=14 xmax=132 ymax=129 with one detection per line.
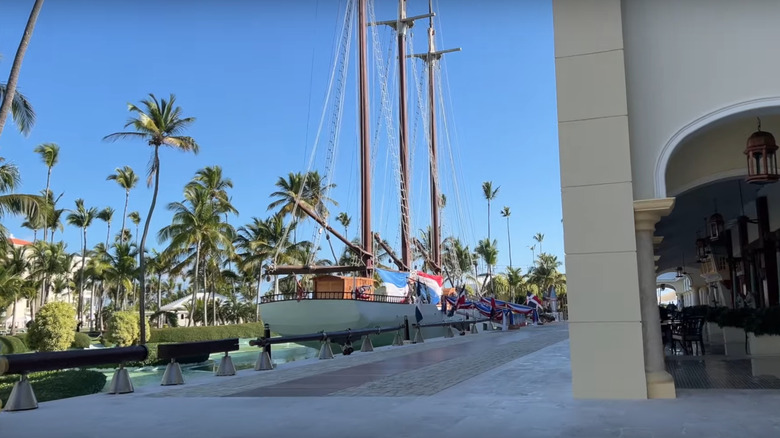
xmin=4 ymin=323 xmax=780 ymax=437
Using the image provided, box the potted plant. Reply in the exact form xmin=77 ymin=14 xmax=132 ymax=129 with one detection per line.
xmin=717 ymin=307 xmax=752 ymax=357
xmin=744 ymin=306 xmax=780 ymax=377
xmin=705 ymin=306 xmax=727 ymax=345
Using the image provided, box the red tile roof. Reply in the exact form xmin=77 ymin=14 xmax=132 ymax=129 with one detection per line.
xmin=9 ymin=237 xmax=32 ymax=246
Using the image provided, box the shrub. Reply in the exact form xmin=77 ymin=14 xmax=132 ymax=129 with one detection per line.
xmin=0 ymin=336 xmax=30 ymax=354
xmin=0 ymin=370 xmax=106 ymax=403
xmin=744 ymin=306 xmax=780 ymax=336
xmin=106 ymin=311 xmax=151 ymax=347
xmin=149 ymin=322 xmax=265 ymax=343
xmin=13 ymin=333 xmax=28 ymax=348
xmin=717 ymin=307 xmax=753 ymax=329
xmin=705 ymin=306 xmax=729 ymax=323
xmin=27 ymin=302 xmax=77 ymax=352
xmin=71 ymin=332 xmax=93 ymax=349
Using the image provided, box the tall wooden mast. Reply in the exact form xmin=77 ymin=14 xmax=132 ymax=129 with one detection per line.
xmin=413 ymin=0 xmax=460 ymax=275
xmin=374 ymin=0 xmax=434 ymax=271
xmin=358 ymin=0 xmax=373 ymax=276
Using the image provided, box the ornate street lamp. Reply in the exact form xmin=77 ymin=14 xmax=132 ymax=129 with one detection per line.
xmin=676 ymin=266 xmax=684 ymax=279
xmin=745 ymin=118 xmax=780 ymax=184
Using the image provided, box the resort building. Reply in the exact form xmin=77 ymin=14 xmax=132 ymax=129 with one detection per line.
xmin=554 ymin=0 xmax=780 ymax=399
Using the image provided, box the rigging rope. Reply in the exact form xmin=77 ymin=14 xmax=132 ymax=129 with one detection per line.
xmin=307 ymin=0 xmax=355 ymax=266
xmin=273 ymin=0 xmax=354 ymax=266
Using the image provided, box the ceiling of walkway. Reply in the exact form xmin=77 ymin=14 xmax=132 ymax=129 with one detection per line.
xmin=655 ymin=176 xmax=762 ymax=273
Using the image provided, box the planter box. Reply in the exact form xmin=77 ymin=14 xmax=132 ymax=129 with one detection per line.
xmin=723 ymin=326 xmax=747 ymax=357
xmin=748 ymin=333 xmax=780 ymax=378
xmin=706 ymin=322 xmax=724 ymax=345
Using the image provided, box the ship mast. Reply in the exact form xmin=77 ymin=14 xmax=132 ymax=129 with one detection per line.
xmin=413 ymin=0 xmax=460 ymax=275
xmin=374 ymin=0 xmax=434 ymax=271
xmin=358 ymin=0 xmax=373 ymax=276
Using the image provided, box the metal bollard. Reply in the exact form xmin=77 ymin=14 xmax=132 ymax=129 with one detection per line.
xmin=255 ymin=350 xmax=273 ymax=371
xmin=4 ymin=374 xmax=38 ymax=411
xmin=360 ymin=335 xmax=374 ymax=352
xmin=403 ymin=316 xmax=410 ymax=341
xmin=216 ymin=352 xmax=236 ymax=376
xmin=413 ymin=324 xmax=425 ymax=343
xmin=108 ymin=363 xmax=134 ymax=394
xmin=318 ymin=337 xmax=334 ymax=360
xmin=161 ymin=359 xmax=184 ymax=386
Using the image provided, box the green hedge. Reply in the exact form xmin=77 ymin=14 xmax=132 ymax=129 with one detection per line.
xmin=13 ymin=333 xmax=28 ymax=348
xmin=71 ymin=333 xmax=93 ymax=349
xmin=0 ymin=336 xmax=29 ymax=354
xmin=0 ymin=370 xmax=106 ymax=403
xmin=149 ymin=322 xmax=265 ymax=343
xmin=717 ymin=307 xmax=754 ymax=329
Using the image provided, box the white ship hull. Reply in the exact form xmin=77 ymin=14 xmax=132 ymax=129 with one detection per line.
xmin=259 ymin=299 xmax=482 ymax=348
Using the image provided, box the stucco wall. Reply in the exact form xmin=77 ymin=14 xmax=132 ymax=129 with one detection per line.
xmin=621 ymin=0 xmax=780 ymax=199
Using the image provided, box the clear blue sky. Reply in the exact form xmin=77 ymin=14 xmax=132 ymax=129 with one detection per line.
xmin=0 ymin=0 xmax=562 ymax=275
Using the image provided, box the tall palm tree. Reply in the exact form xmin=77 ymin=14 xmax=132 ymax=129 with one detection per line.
xmin=159 ymin=184 xmax=234 ymax=326
xmin=481 ymin=181 xmax=500 ymax=241
xmin=67 ymin=198 xmax=97 ymax=323
xmin=104 ymin=93 xmax=199 ymax=342
xmin=97 ymin=206 xmax=114 ymax=247
xmin=475 ymin=238 xmax=498 ymax=297
xmin=107 ymin=166 xmax=138 ymax=242
xmin=533 ymin=232 xmax=545 ymax=255
xmin=0 ymin=0 xmax=45 ymax=139
xmin=501 ymin=206 xmax=512 ymax=269
xmin=33 ymin=142 xmax=58 ymax=242
xmin=336 ymin=212 xmax=351 ymax=237
xmin=128 ymin=211 xmax=141 ymax=245
xmin=0 ymin=157 xmax=42 ymax=245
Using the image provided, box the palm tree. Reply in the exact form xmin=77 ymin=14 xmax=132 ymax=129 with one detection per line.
xmin=336 ymin=212 xmax=351 ymax=237
xmin=67 ymin=198 xmax=98 ymax=323
xmin=107 ymin=166 xmax=138 ymax=242
xmin=0 ymin=0 xmax=45 ymax=139
xmin=97 ymin=206 xmax=114 ymax=247
xmin=475 ymin=238 xmax=498 ymax=296
xmin=505 ymin=266 xmax=524 ymax=303
xmin=159 ymin=184 xmax=234 ymax=326
xmin=128 ymin=211 xmax=141 ymax=245
xmin=482 ymin=181 xmax=500 ymax=241
xmin=104 ymin=93 xmax=199 ymax=342
xmin=0 ymin=82 xmax=35 ymax=136
xmin=533 ymin=232 xmax=545 ymax=255
xmin=34 ymin=142 xmax=58 ymax=241
xmin=0 ymin=157 xmax=42 ymax=245
xmin=501 ymin=206 xmax=512 ymax=269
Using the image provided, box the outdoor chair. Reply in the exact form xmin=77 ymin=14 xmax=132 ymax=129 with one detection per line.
xmin=671 ymin=316 xmax=706 ymax=355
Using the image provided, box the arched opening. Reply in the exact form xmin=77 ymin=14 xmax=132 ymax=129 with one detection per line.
xmin=656 ymin=105 xmax=780 ymax=310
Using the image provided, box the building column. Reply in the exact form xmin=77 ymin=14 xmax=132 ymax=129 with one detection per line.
xmin=634 ymin=198 xmax=676 ymax=399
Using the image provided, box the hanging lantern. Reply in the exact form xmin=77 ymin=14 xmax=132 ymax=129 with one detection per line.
xmin=745 ymin=119 xmax=780 ymax=184
xmin=676 ymin=266 xmax=684 ymax=278
xmin=696 ymin=237 xmax=709 ymax=261
xmin=708 ymin=213 xmax=724 ymax=241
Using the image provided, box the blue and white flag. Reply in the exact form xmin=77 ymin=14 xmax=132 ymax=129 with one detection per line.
xmin=376 ymin=268 xmax=410 ymax=298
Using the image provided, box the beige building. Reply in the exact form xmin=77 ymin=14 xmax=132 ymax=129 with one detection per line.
xmin=554 ymin=0 xmax=780 ymax=399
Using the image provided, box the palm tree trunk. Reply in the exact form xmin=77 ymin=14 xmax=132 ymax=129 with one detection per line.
xmin=121 ymin=190 xmax=129 ymax=242
xmin=137 ymin=145 xmax=161 ymax=344
xmin=42 ymin=166 xmax=51 ymax=247
xmin=487 ymin=200 xmax=491 ymax=242
xmin=255 ymin=277 xmax=261 ymax=322
xmin=105 ymin=221 xmax=111 ymax=248
xmin=188 ymin=240 xmax=201 ymax=326
xmin=157 ymin=271 xmax=162 ymax=328
xmin=506 ymin=218 xmax=512 ymax=269
xmin=203 ymin=269 xmax=208 ymax=327
xmin=0 ymin=0 xmax=45 ymax=138
xmin=10 ymin=294 xmax=17 ymax=335
xmin=78 ymin=227 xmax=87 ymax=323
